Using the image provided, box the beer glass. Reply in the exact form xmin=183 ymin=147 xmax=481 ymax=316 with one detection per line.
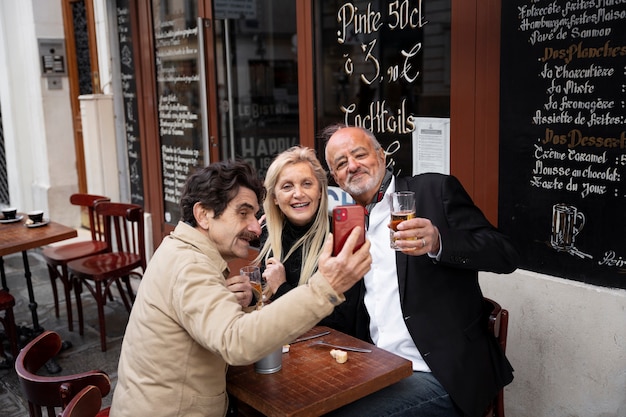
xmin=390 ymin=191 xmax=416 ymax=250
xmin=550 ymin=203 xmax=585 ymax=252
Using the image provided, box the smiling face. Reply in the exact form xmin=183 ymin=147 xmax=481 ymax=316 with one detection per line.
xmin=203 ymin=187 xmax=262 ymax=260
xmin=325 ymin=127 xmax=386 ymax=206
xmin=273 ymin=162 xmax=322 ymax=227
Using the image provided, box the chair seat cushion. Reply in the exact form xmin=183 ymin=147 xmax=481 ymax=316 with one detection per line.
xmin=42 ymin=241 xmax=109 ymax=263
xmin=68 ymin=252 xmax=142 ymax=278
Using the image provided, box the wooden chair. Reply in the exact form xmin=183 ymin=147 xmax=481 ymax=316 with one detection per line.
xmin=227 ymin=246 xmax=261 ymax=278
xmin=67 ymin=202 xmax=145 ymax=351
xmin=41 ymin=194 xmax=110 ymax=331
xmin=0 ymin=289 xmax=19 ymax=361
xmin=59 ymin=385 xmax=108 ymax=417
xmin=14 ymin=330 xmax=111 ymax=417
xmin=483 ymin=297 xmax=509 ymax=417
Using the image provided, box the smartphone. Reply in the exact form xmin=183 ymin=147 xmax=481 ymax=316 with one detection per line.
xmin=332 ymin=205 xmax=366 ymax=256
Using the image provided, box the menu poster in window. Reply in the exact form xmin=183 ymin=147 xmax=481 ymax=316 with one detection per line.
xmin=152 ymin=1 xmax=204 ymax=224
xmin=499 ymin=1 xmax=626 ymax=288
xmin=412 ymin=117 xmax=450 ymax=175
xmin=318 ymin=1 xmax=451 ymax=177
xmin=115 ymin=0 xmax=144 ymax=205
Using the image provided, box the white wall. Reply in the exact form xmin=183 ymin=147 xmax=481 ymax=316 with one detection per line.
xmin=93 ymin=0 xmax=112 ymax=94
xmin=0 ymin=0 xmax=79 ymax=227
xmin=0 ymin=1 xmax=45 ymax=212
xmin=480 ymin=270 xmax=626 ymax=417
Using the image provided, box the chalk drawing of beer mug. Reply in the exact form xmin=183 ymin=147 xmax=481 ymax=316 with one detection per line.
xmin=550 ymin=203 xmax=585 ymax=251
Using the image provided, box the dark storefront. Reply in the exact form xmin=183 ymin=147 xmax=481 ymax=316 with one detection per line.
xmin=116 ymin=0 xmax=461 ymax=242
xmin=111 ymin=1 xmax=626 ymax=290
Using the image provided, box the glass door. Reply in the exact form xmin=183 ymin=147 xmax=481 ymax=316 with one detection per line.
xmin=212 ymin=0 xmax=300 ymax=178
xmin=152 ymin=0 xmax=208 ymax=225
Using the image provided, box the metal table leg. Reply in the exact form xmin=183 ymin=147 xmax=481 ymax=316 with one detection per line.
xmin=21 ymin=251 xmax=41 ymax=333
xmin=0 ymin=256 xmax=8 ymax=291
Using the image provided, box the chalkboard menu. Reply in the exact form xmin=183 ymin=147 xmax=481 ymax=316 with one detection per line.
xmin=115 ymin=0 xmax=144 ymax=205
xmin=315 ymin=1 xmax=451 ymax=177
xmin=152 ymin=0 xmax=205 ymax=224
xmin=499 ymin=1 xmax=626 ymax=289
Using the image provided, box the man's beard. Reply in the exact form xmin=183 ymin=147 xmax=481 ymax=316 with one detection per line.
xmin=344 ymin=170 xmax=382 ymax=197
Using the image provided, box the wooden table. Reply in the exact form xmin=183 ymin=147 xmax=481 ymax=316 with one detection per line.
xmin=227 ymin=326 xmax=413 ymax=417
xmin=0 ymin=214 xmax=77 ymax=331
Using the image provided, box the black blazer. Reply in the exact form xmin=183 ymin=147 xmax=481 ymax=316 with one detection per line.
xmin=354 ymin=173 xmax=519 ymax=417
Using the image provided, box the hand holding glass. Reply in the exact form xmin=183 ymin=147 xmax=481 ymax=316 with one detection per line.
xmin=241 ymin=266 xmax=265 ymax=308
xmin=390 ymin=191 xmax=416 ymax=250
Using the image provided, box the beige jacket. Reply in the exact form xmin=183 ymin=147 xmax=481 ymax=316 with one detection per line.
xmin=110 ymin=222 xmax=342 ymax=417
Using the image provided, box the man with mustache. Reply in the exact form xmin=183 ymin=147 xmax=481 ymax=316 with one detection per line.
xmin=323 ymin=124 xmax=519 ymax=417
xmin=110 ymin=160 xmax=371 ymax=417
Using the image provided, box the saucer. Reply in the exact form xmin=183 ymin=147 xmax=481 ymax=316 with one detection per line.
xmin=0 ymin=215 xmax=24 ymax=224
xmin=25 ymin=219 xmax=50 ymax=228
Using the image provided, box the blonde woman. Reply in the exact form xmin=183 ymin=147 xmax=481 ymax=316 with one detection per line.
xmin=255 ymin=146 xmax=363 ymax=334
xmin=256 ymin=146 xmax=328 ymax=294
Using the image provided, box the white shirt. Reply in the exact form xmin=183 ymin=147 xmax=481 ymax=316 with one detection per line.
xmin=364 ymin=178 xmax=431 ymax=372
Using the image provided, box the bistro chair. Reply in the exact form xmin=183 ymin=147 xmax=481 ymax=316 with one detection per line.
xmin=41 ymin=194 xmax=110 ymax=331
xmin=59 ymin=385 xmax=108 ymax=417
xmin=0 ymin=289 xmax=19 ymax=361
xmin=482 ymin=297 xmax=509 ymax=417
xmin=14 ymin=330 xmax=111 ymax=417
xmin=67 ymin=201 xmax=145 ymax=351
xmin=227 ymin=246 xmax=261 ymax=278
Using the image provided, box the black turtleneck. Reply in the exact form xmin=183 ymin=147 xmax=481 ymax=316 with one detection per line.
xmin=259 ymin=216 xmax=366 ymax=337
xmin=269 ymin=219 xmax=314 ymax=300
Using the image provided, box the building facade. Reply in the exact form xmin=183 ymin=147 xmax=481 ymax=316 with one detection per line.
xmin=1 ymin=1 xmax=625 ymax=416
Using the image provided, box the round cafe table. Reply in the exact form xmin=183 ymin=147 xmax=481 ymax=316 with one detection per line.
xmin=0 ymin=214 xmax=78 ymax=372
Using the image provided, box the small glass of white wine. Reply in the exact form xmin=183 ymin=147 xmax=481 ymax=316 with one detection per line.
xmin=240 ymin=265 xmax=265 ymax=308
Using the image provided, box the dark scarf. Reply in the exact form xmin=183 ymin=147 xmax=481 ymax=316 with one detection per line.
xmin=365 ymin=167 xmax=394 ymax=229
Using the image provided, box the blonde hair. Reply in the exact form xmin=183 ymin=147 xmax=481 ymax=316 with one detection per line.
xmin=255 ymin=146 xmax=329 ymax=285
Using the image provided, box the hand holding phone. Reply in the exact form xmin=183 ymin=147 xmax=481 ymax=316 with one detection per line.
xmin=332 ymin=205 xmax=366 ymax=256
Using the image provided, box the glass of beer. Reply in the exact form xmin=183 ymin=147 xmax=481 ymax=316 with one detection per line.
xmin=390 ymin=191 xmax=416 ymax=250
xmin=240 ymin=265 xmax=264 ymax=308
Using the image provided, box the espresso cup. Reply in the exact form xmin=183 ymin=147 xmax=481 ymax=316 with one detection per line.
xmin=2 ymin=207 xmax=17 ymax=220
xmin=28 ymin=210 xmax=44 ymax=223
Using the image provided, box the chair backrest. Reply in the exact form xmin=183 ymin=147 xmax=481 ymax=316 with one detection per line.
xmin=69 ymin=194 xmax=110 ymax=242
xmin=95 ymin=201 xmax=146 ymax=271
xmin=483 ymin=297 xmax=509 ymax=417
xmin=484 ymin=297 xmax=508 ymax=353
xmin=59 ymin=385 xmax=103 ymax=417
xmin=227 ymin=246 xmax=261 ymax=278
xmin=14 ymin=331 xmax=111 ymax=417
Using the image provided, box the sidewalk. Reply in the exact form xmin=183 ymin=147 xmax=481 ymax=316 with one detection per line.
xmin=0 ymin=249 xmax=133 ymax=416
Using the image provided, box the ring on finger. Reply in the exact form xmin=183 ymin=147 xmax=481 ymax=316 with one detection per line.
xmin=421 ymin=238 xmax=426 ymax=248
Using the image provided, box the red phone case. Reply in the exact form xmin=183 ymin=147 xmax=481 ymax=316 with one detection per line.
xmin=332 ymin=205 xmax=366 ymax=256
